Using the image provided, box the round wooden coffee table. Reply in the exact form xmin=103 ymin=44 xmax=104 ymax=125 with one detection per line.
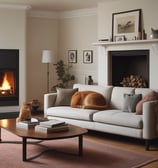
xmin=0 ymin=118 xmax=87 ymax=161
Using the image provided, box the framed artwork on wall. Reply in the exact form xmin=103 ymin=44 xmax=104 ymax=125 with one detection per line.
xmin=68 ymin=50 xmax=77 ymax=63
xmin=112 ymin=9 xmax=141 ymax=41
xmin=83 ymin=50 xmax=93 ymax=64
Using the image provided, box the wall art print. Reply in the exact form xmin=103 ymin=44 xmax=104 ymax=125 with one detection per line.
xmin=68 ymin=50 xmax=77 ymax=63
xmin=83 ymin=50 xmax=93 ymax=64
xmin=112 ymin=9 xmax=141 ymax=41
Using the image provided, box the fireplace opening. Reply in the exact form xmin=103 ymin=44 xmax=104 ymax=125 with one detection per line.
xmin=0 ymin=49 xmax=19 ymax=106
xmin=108 ymin=50 xmax=149 ymax=88
xmin=0 ymin=71 xmax=15 ymax=96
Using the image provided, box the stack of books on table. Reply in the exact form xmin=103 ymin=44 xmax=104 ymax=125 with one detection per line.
xmin=35 ymin=119 xmax=69 ymax=133
xmin=16 ymin=117 xmax=48 ymax=129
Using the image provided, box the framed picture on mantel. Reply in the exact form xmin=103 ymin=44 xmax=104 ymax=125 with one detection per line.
xmin=112 ymin=9 xmax=141 ymax=41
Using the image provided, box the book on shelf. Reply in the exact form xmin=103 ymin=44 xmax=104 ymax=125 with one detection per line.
xmin=39 ymin=119 xmax=66 ymax=128
xmin=35 ymin=124 xmax=69 ymax=133
xmin=16 ymin=117 xmax=48 ymax=129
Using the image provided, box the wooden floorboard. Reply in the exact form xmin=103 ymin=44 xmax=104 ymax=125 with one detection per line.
xmin=85 ymin=130 xmax=158 ymax=168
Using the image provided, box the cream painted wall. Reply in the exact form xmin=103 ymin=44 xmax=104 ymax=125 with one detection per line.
xmin=27 ymin=17 xmax=58 ymax=108
xmin=98 ymin=0 xmax=158 ymax=40
xmin=58 ymin=15 xmax=98 ymax=84
xmin=0 ymin=7 xmax=27 ymax=112
xmin=27 ymin=13 xmax=97 ymax=109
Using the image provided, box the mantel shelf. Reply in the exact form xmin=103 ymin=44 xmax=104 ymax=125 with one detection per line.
xmin=93 ymin=39 xmax=158 ymax=47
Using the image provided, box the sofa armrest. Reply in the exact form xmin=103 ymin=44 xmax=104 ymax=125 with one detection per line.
xmin=44 ymin=93 xmax=57 ymax=117
xmin=143 ymin=100 xmax=158 ymax=139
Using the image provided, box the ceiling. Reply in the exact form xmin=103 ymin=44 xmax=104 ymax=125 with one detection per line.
xmin=0 ymin=0 xmax=117 ymax=11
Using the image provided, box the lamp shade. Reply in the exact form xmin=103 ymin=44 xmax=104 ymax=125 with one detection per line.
xmin=42 ymin=50 xmax=54 ymax=63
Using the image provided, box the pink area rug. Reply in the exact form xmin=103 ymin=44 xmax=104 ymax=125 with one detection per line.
xmin=0 ymin=128 xmax=157 ymax=168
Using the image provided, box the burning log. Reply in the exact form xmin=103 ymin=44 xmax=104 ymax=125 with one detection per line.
xmin=120 ymin=75 xmax=147 ymax=88
xmin=0 ymin=72 xmax=13 ymax=96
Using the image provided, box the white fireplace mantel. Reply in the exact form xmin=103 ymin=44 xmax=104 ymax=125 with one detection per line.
xmin=93 ymin=39 xmax=158 ymax=47
xmin=93 ymin=39 xmax=158 ymax=90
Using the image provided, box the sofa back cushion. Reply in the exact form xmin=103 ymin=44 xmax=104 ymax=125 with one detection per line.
xmin=134 ymin=88 xmax=153 ymax=97
xmin=73 ymin=84 xmax=113 ymax=105
xmin=110 ymin=87 xmax=135 ymax=110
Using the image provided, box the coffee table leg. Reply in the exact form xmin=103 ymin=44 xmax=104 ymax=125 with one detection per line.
xmin=22 ymin=137 xmax=27 ymax=161
xmin=78 ymin=135 xmax=83 ymax=156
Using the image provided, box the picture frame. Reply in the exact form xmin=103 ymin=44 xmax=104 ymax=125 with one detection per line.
xmin=112 ymin=9 xmax=141 ymax=41
xmin=83 ymin=50 xmax=93 ymax=64
xmin=114 ymin=35 xmax=125 ymax=42
xmin=68 ymin=50 xmax=77 ymax=63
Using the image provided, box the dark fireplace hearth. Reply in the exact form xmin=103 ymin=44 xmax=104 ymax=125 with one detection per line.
xmin=0 ymin=49 xmax=19 ymax=106
xmin=108 ymin=50 xmax=149 ymax=88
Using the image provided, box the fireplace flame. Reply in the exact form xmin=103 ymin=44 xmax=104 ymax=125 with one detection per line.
xmin=0 ymin=73 xmax=11 ymax=94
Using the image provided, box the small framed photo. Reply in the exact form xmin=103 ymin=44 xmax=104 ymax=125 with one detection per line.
xmin=83 ymin=50 xmax=93 ymax=64
xmin=114 ymin=35 xmax=125 ymax=41
xmin=68 ymin=50 xmax=77 ymax=63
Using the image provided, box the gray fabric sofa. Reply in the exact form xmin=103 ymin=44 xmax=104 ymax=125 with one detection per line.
xmin=44 ymin=84 xmax=158 ymax=150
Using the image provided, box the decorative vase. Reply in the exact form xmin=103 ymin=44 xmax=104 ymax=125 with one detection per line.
xmin=150 ymin=28 xmax=158 ymax=39
xmin=88 ymin=76 xmax=93 ymax=85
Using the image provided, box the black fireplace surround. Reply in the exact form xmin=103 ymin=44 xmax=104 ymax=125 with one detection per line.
xmin=0 ymin=49 xmax=19 ymax=106
xmin=108 ymin=50 xmax=149 ymax=87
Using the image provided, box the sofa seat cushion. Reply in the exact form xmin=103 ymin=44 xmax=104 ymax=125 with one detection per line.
xmin=93 ymin=110 xmax=143 ymax=129
xmin=46 ymin=106 xmax=98 ymax=121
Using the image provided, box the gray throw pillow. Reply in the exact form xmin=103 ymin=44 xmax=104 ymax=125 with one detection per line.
xmin=55 ymin=88 xmax=78 ymax=106
xmin=123 ymin=94 xmax=142 ymax=112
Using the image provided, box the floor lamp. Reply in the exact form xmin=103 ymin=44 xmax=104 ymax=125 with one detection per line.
xmin=42 ymin=50 xmax=54 ymax=93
